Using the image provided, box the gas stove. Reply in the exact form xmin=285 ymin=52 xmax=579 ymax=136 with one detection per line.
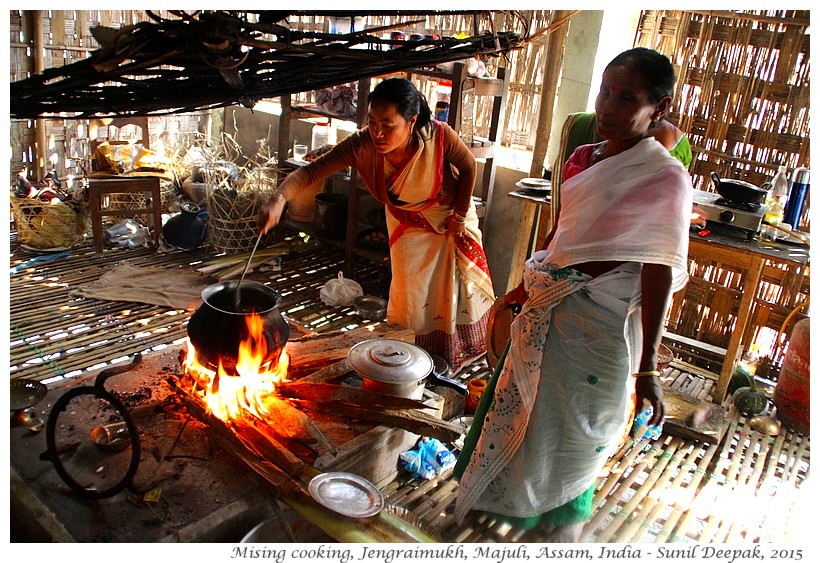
xmin=692 ymin=189 xmax=767 ymax=240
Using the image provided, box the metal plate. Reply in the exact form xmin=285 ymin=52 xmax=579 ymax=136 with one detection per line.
xmin=519 ymin=177 xmax=551 ymax=188
xmin=515 ymin=180 xmax=551 ymax=197
xmin=308 ymin=472 xmax=384 ymax=518
xmin=11 ymin=379 xmax=47 ymax=411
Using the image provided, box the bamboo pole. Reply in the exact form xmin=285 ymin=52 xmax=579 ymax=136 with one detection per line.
xmin=31 ymin=11 xmax=48 ymax=182
xmin=505 ymin=9 xmax=572 ymax=293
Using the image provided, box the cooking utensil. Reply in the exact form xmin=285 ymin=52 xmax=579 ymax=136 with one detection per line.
xmin=353 ymin=295 xmax=387 ymax=321
xmin=187 ymin=280 xmax=290 ymax=373
xmin=91 ymin=421 xmax=132 ymax=452
xmin=308 ymin=472 xmax=384 ymax=518
xmin=348 ymin=339 xmax=433 ymax=399
xmin=428 ymin=354 xmax=467 ymax=394
xmin=711 ymin=172 xmax=769 ymax=204
xmin=233 ymin=231 xmax=264 ymax=310
xmin=11 ymin=379 xmax=47 ymax=428
xmin=11 ymin=379 xmax=47 ymax=412
xmin=519 ymin=177 xmax=551 ymax=188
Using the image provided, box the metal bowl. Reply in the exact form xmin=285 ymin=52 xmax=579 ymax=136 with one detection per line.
xmin=353 ymin=295 xmax=387 ymax=321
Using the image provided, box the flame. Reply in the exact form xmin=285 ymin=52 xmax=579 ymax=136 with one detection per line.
xmin=183 ymin=312 xmax=289 ymax=421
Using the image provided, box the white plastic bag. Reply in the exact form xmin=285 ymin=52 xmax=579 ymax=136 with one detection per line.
xmin=319 ymin=272 xmax=363 ymax=307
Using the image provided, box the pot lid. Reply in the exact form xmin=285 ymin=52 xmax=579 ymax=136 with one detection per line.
xmin=348 ymin=339 xmax=433 ymax=384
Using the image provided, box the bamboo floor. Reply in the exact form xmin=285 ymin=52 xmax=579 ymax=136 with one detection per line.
xmin=8 ymin=229 xmax=811 ymax=544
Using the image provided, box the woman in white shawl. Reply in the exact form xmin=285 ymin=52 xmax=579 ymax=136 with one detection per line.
xmin=454 ymin=48 xmax=693 ymax=542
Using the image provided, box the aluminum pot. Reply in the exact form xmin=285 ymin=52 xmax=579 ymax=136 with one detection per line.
xmin=711 ymin=172 xmax=770 ymax=204
xmin=187 ymin=280 xmax=290 ymax=373
xmin=347 ymin=339 xmax=433 ymax=400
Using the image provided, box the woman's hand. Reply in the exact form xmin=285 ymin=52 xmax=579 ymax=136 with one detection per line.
xmin=258 ymin=193 xmax=287 ymax=234
xmin=635 ymin=376 xmax=665 ymax=426
xmin=503 ymin=281 xmax=528 ymax=313
xmin=446 ymin=212 xmax=467 ymax=236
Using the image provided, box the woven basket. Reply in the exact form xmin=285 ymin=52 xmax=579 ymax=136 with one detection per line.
xmin=11 ymin=197 xmax=88 ymax=249
xmin=204 ymin=166 xmax=276 ymax=254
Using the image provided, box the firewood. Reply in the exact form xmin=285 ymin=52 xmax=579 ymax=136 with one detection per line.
xmin=177 ymin=389 xmax=305 ymax=482
xmin=298 ymin=358 xmax=352 ymax=384
xmin=286 ymin=325 xmax=415 ymax=372
xmin=298 ymin=400 xmax=462 ymax=443
xmin=278 ymin=381 xmax=435 ymax=411
xmin=257 ymin=393 xmax=337 ymax=456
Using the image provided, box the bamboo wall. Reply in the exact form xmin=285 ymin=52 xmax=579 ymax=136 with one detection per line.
xmin=634 ymin=10 xmax=811 ymax=377
xmin=634 ymin=9 xmax=811 ymax=230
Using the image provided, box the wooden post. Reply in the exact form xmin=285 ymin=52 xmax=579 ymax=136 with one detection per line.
xmin=30 ymin=10 xmax=48 ymax=181
xmin=505 ymin=10 xmax=573 ymax=292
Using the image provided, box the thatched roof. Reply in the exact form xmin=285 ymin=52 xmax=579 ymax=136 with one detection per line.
xmin=10 ymin=10 xmax=530 ymax=119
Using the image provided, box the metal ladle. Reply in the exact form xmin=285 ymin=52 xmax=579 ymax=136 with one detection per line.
xmin=233 ymin=231 xmax=264 ymax=310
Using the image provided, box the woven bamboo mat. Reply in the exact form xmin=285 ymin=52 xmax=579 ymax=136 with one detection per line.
xmin=9 ymin=231 xmax=389 ymax=384
xmin=381 ymin=366 xmax=810 ymax=544
xmin=8 ymin=230 xmax=810 ymax=544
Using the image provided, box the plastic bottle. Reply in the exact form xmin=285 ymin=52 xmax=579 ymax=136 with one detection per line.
xmin=311 ymin=119 xmax=330 ymax=151
xmin=763 ymin=165 xmax=790 ymax=226
xmin=419 ymin=437 xmax=456 ymax=474
xmin=632 ymin=405 xmax=663 ymax=441
xmin=782 ymin=167 xmax=810 ymax=228
xmin=434 ymin=80 xmax=452 ymax=122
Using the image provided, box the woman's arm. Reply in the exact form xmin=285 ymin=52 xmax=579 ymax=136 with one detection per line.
xmin=258 ymin=134 xmax=359 ymax=233
xmin=440 ymin=125 xmax=477 ymax=234
xmin=635 ymin=262 xmax=673 ymax=426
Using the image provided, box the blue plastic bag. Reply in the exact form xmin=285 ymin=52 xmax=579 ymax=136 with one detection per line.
xmin=399 ymin=448 xmax=436 ymax=480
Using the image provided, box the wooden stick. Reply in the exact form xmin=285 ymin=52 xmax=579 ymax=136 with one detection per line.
xmin=299 ymin=400 xmax=461 ymax=443
xmin=277 ymin=381 xmax=435 ymax=411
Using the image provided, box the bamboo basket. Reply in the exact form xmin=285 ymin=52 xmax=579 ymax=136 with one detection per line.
xmin=204 ymin=165 xmax=277 ymax=254
xmin=11 ymin=197 xmax=88 ymax=249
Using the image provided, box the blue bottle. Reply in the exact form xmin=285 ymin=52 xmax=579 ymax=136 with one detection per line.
xmin=782 ymin=167 xmax=809 ymax=228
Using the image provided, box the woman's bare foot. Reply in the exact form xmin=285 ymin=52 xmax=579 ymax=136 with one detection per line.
xmin=543 ymin=522 xmax=585 ymax=542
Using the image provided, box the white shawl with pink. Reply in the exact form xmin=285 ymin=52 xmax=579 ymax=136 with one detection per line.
xmin=548 ymin=137 xmax=692 ymax=293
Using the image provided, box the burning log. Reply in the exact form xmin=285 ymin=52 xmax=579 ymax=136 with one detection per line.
xmin=256 ymin=393 xmax=337 ymax=456
xmin=173 ymin=382 xmax=303 ymax=492
xmin=300 ymin=358 xmax=353 ymax=384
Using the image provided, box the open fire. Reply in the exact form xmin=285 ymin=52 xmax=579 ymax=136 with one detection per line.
xmin=182 ymin=312 xmax=290 ymax=422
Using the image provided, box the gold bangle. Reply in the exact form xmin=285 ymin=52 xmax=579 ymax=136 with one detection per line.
xmin=633 ymin=370 xmax=661 ymax=378
xmin=452 ymin=211 xmax=467 ymax=222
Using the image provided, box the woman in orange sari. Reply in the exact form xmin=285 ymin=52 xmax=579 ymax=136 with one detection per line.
xmin=259 ymin=78 xmax=494 ymax=370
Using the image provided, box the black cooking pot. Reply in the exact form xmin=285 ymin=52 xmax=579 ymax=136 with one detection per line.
xmin=187 ymin=280 xmax=289 ymax=373
xmin=711 ymin=172 xmax=770 ymax=204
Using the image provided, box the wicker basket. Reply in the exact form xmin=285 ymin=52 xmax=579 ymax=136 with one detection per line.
xmin=204 ymin=165 xmax=276 ymax=254
xmin=11 ymin=197 xmax=88 ymax=249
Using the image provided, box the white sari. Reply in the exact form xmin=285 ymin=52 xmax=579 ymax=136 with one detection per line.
xmin=454 ymin=138 xmax=691 ymax=522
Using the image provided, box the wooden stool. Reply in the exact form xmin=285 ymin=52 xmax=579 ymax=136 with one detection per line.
xmin=88 ymin=176 xmax=162 ymax=252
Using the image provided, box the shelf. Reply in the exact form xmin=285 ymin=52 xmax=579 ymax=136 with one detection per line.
xmin=290 ymin=103 xmax=358 ymax=123
xmin=282 ymin=217 xmax=389 ymax=266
